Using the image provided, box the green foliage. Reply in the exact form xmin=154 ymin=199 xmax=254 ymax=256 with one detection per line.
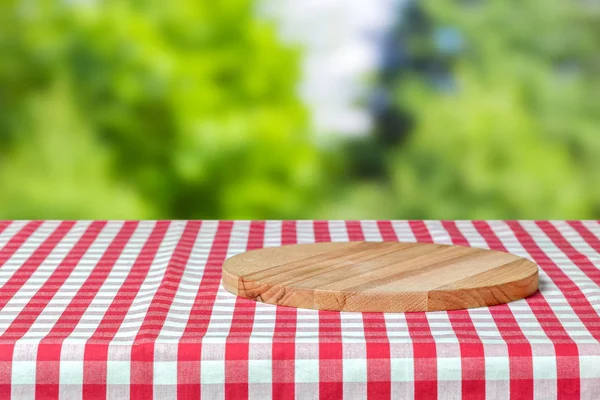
xmin=1 ymin=0 xmax=598 ymax=220
xmin=0 ymin=0 xmax=322 ymax=219
xmin=0 ymin=80 xmax=151 ymax=219
xmin=365 ymin=0 xmax=600 ymax=219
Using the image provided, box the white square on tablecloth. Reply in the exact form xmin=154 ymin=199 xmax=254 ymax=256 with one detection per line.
xmin=533 ymin=356 xmax=557 ymax=380
xmin=485 ymin=357 xmax=510 ymax=380
xmin=12 ymin=361 xmax=36 ymax=384
xmin=107 ymin=361 xmax=130 ymax=385
xmin=154 ymin=361 xmax=177 ymax=385
xmin=390 ymin=358 xmax=414 ymax=382
xmin=295 ymin=359 xmax=319 ymax=383
xmin=437 ymin=357 xmax=461 ymax=381
xmin=343 ymin=358 xmax=367 ymax=382
xmin=201 ymin=360 xmax=225 ymax=384
xmin=580 ymin=356 xmax=600 ymax=378
xmin=60 ymin=361 xmax=83 ymax=385
xmin=248 ymin=360 xmax=271 ymax=383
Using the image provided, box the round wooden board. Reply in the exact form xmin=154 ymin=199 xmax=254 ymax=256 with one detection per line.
xmin=222 ymin=242 xmax=539 ymax=312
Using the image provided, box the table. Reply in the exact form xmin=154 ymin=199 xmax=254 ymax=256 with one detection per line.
xmin=0 ymin=220 xmax=598 ymax=399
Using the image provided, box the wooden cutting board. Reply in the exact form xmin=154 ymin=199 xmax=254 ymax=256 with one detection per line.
xmin=222 ymin=242 xmax=539 ymax=312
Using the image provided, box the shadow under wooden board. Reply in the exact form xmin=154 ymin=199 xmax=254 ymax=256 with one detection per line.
xmin=222 ymin=242 xmax=539 ymax=312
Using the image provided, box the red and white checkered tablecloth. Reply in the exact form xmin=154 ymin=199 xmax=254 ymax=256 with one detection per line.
xmin=0 ymin=220 xmax=598 ymax=399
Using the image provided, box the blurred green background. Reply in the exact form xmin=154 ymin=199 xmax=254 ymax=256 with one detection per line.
xmin=1 ymin=0 xmax=599 ymax=220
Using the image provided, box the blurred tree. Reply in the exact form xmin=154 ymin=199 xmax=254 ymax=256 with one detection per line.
xmin=0 ymin=0 xmax=322 ymax=219
xmin=357 ymin=0 xmax=600 ymax=219
xmin=0 ymin=80 xmax=151 ymax=219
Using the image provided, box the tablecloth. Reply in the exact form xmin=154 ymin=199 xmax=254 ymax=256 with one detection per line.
xmin=0 ymin=220 xmax=598 ymax=399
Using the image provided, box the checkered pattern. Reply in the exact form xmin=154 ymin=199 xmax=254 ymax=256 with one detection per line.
xmin=0 ymin=220 xmax=598 ymax=399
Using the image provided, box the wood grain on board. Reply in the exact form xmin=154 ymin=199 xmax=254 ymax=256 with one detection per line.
xmin=222 ymin=241 xmax=539 ymax=312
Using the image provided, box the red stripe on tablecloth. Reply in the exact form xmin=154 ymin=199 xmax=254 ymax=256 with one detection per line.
xmin=34 ymin=222 xmax=137 ymax=399
xmin=0 ymin=221 xmax=45 ymax=267
xmin=0 ymin=222 xmax=76 ymax=311
xmin=537 ymin=221 xmax=600 ymax=288
xmin=567 ymin=221 xmax=600 ymax=254
xmin=272 ymin=221 xmax=298 ymax=400
xmin=225 ymin=221 xmax=265 ymax=400
xmin=409 ymin=220 xmax=434 ymax=243
xmin=531 ymin=221 xmax=600 ymax=393
xmin=82 ymin=221 xmax=170 ymax=400
xmin=0 ymin=221 xmax=74 ymax=398
xmin=177 ymin=221 xmax=234 ymax=399
xmin=38 ymin=221 xmax=138 ymax=340
xmin=39 ymin=221 xmax=139 ymax=339
xmin=485 ymin=221 xmax=586 ymax=398
xmin=3 ymin=221 xmax=105 ymax=339
xmin=376 ymin=221 xmax=397 ymax=244
xmin=0 ymin=221 xmax=12 ymax=236
xmin=441 ymin=221 xmax=486 ymax=400
xmin=0 ymin=221 xmax=105 ymax=399
xmin=130 ymin=221 xmax=202 ymax=400
xmin=314 ymin=221 xmax=343 ymax=399
xmin=345 ymin=220 xmax=364 ymax=241
xmin=345 ymin=220 xmax=364 ymax=242
xmin=506 ymin=222 xmax=598 ymax=336
xmin=0 ymin=222 xmax=106 ymax=398
xmin=346 ymin=220 xmax=392 ymax=400
xmin=472 ymin=221 xmax=542 ymax=400
xmin=405 ymin=221 xmax=437 ymax=400
xmin=314 ymin=221 xmax=331 ymax=243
